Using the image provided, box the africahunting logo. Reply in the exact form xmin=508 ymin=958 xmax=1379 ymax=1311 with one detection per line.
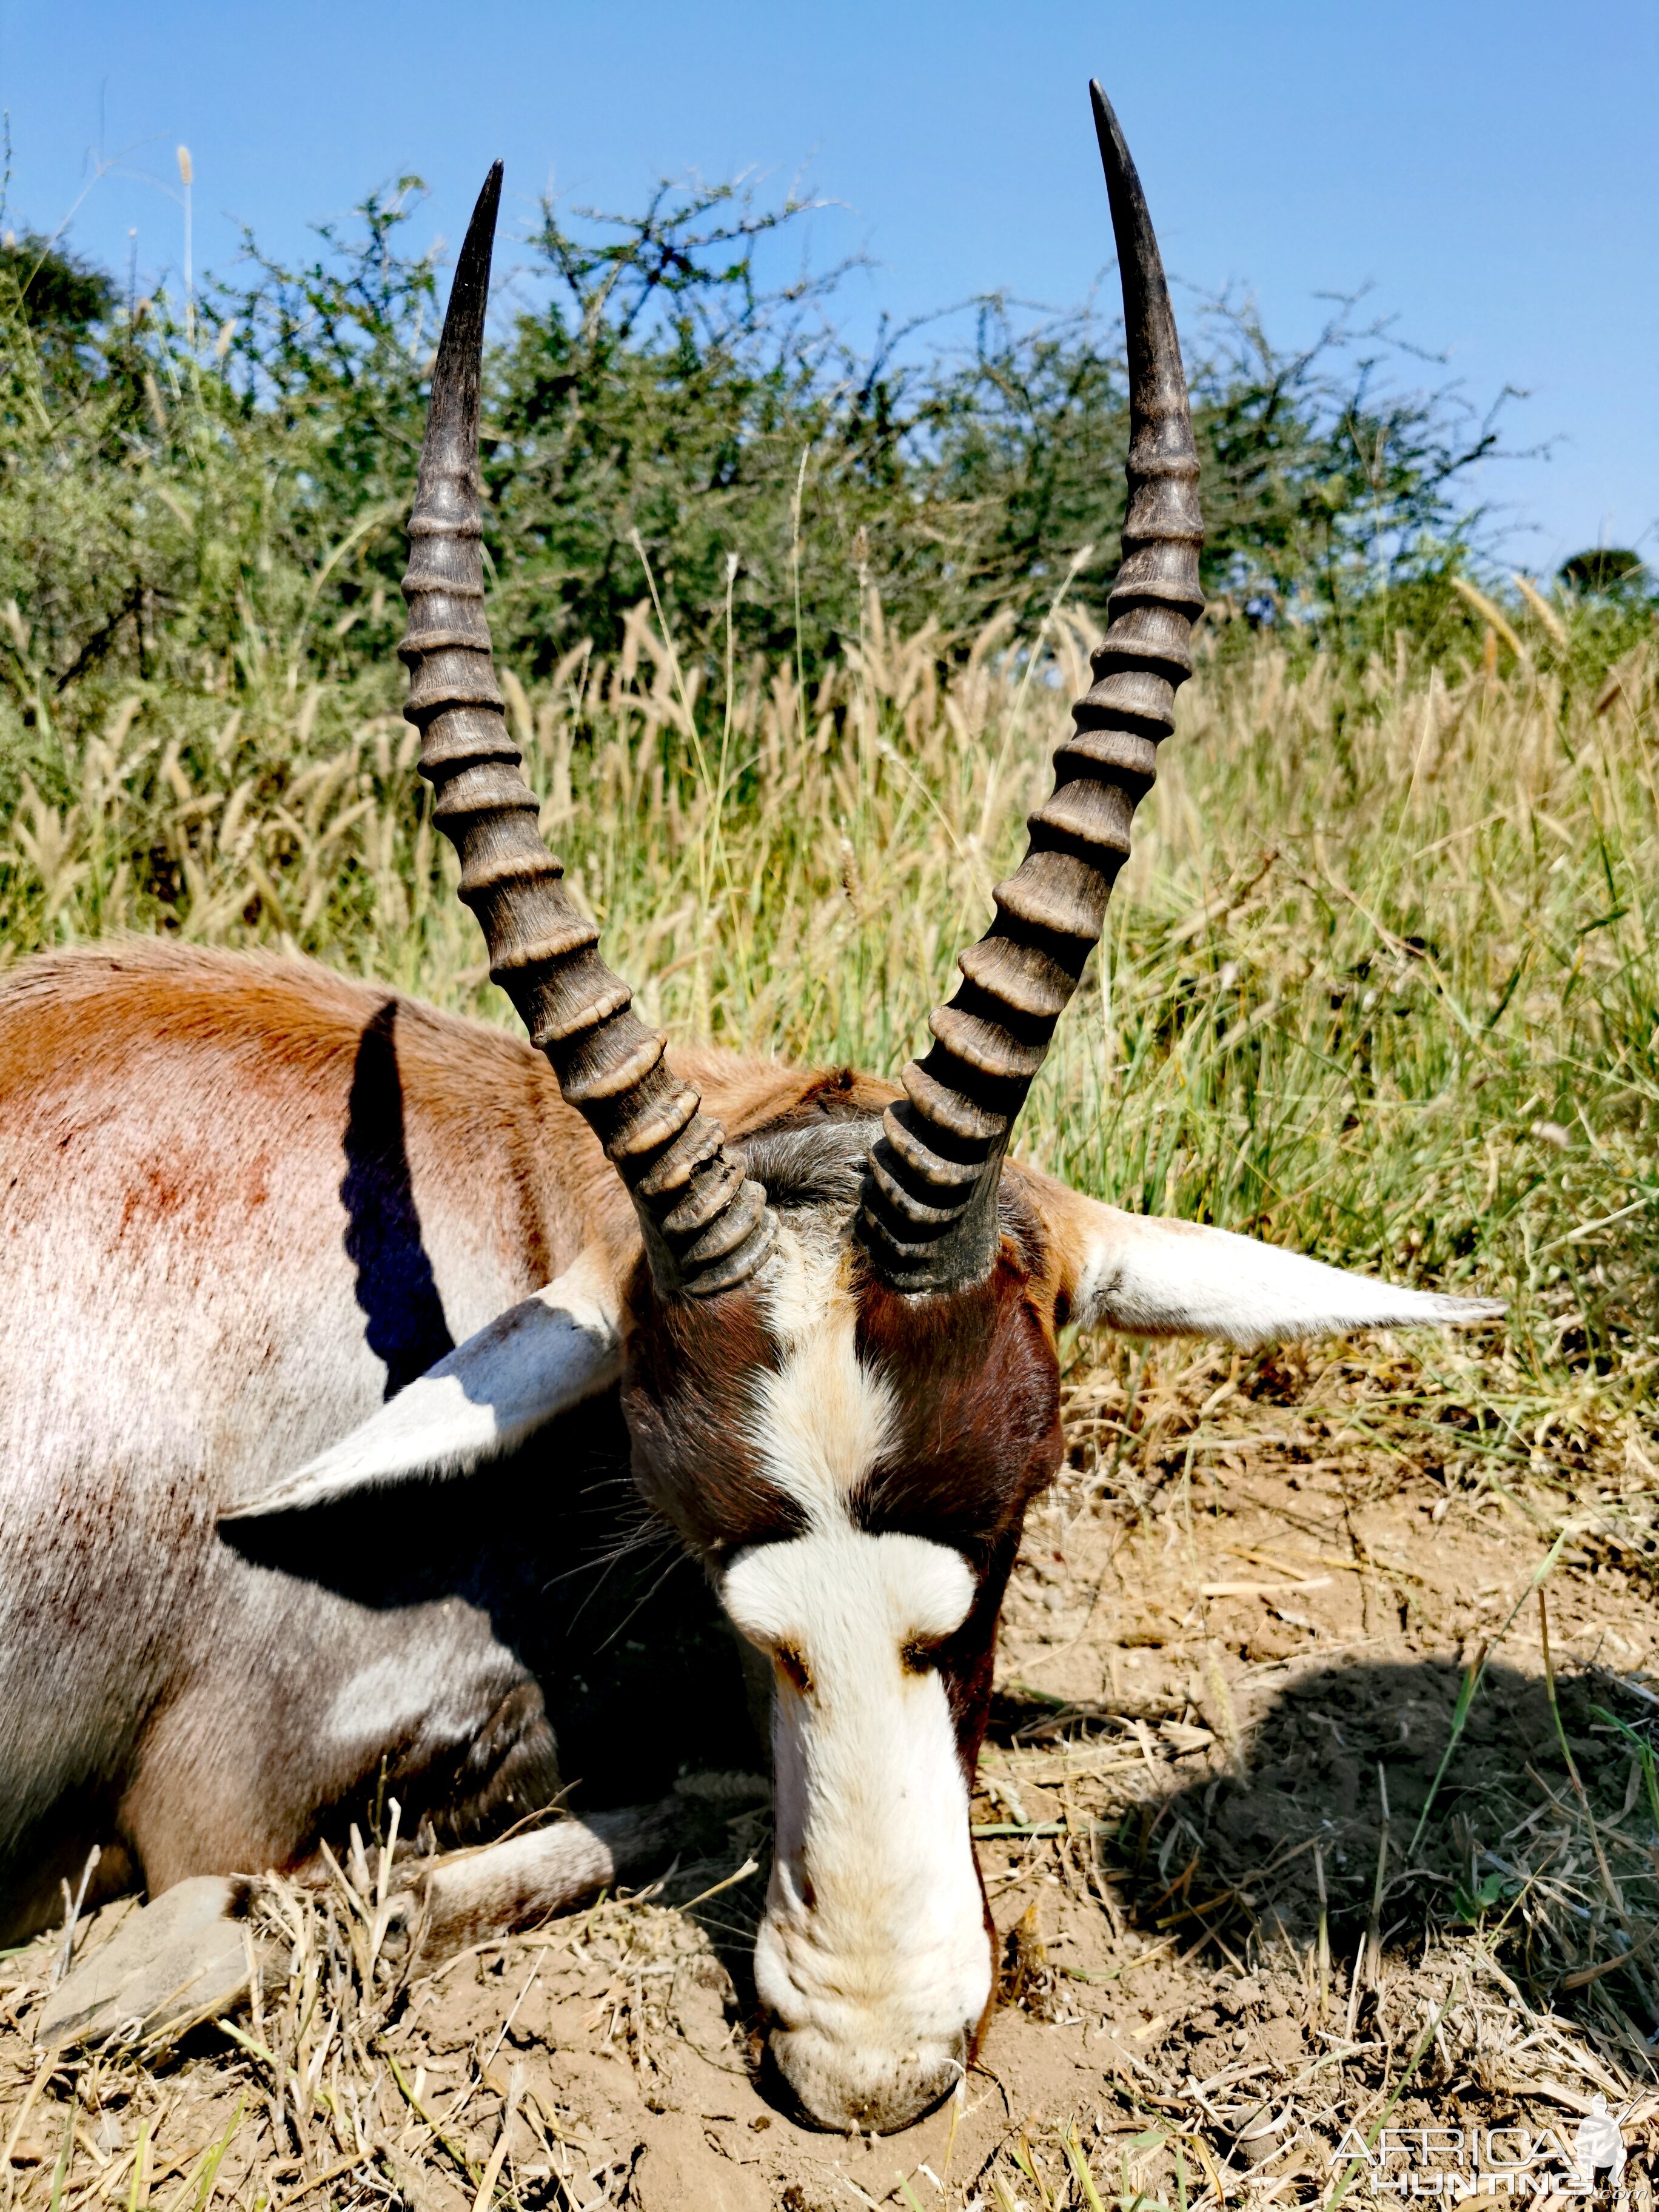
xmin=1330 ymin=2096 xmax=1640 ymax=2196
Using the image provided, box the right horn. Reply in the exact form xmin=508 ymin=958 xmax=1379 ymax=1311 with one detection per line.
xmin=857 ymin=82 xmax=1204 ymax=1293
xmin=400 ymin=164 xmax=775 ymax=1298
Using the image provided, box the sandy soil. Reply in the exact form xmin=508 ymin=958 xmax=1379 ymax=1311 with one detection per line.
xmin=4 ymin=1335 xmax=1657 ymax=2209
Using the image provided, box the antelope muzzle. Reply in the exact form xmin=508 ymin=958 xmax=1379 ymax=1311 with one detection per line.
xmin=723 ymin=1530 xmax=994 ymax=2133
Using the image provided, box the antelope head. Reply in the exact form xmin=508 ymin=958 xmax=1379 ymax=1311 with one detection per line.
xmin=266 ymin=94 xmax=1501 ymax=2133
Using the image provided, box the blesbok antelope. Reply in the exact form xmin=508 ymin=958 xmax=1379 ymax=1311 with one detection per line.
xmin=0 ymin=87 xmax=1501 ymax=2131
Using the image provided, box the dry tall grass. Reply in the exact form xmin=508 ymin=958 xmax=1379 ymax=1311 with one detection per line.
xmin=3 ymin=598 xmax=1656 ymax=1475
xmin=3 ymin=594 xmax=1658 ymax=2206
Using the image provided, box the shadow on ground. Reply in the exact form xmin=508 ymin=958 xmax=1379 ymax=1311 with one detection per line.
xmin=993 ymin=1657 xmax=1659 ymax=1988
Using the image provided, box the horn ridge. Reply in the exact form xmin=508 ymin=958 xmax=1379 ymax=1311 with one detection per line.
xmin=400 ymin=164 xmax=775 ymax=1297
xmin=857 ymin=82 xmax=1204 ymax=1293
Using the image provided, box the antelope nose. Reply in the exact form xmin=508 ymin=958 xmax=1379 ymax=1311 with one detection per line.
xmin=768 ymin=2018 xmax=968 ymax=2134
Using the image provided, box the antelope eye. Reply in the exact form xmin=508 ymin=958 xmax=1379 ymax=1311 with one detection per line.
xmin=774 ymin=1644 xmax=813 ymax=1696
xmin=900 ymin=1635 xmax=940 ymax=1675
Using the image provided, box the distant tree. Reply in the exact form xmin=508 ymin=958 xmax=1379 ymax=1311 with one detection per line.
xmin=1560 ymin=548 xmax=1649 ymax=596
xmin=0 ymin=166 xmax=1625 ymax=742
xmin=0 ymin=230 xmax=116 ymax=395
xmin=0 ymin=231 xmax=113 ymax=333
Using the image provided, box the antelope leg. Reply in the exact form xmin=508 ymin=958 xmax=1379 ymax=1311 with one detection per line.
xmin=386 ymin=1800 xmax=688 ymax=1969
xmin=36 ymin=1875 xmax=258 ymax=2050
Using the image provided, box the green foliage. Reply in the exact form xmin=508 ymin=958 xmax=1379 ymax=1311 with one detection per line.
xmin=1560 ymin=548 xmax=1649 ymax=595
xmin=894 ymin=290 xmax=1517 ymax=645
xmin=488 ymin=175 xmax=876 ymax=671
xmin=2 ymin=164 xmax=1636 ymax=761
xmin=0 ymin=229 xmax=115 ymax=389
xmin=209 ymin=179 xmax=438 ymax=679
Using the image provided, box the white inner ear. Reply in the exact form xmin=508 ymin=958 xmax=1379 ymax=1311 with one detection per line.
xmin=223 ymin=1245 xmax=623 ymax=1518
xmin=1067 ymin=1199 xmax=1506 ymax=1348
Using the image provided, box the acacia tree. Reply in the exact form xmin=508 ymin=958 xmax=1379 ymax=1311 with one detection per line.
xmin=0 ymin=166 xmax=1643 ymax=746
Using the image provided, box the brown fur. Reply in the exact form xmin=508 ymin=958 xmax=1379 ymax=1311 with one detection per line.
xmin=623 ymin=1284 xmax=802 ymax=1560
xmin=0 ymin=942 xmax=1084 ymax=1940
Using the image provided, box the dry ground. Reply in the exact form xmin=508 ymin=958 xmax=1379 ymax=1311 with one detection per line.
xmin=5 ymin=1334 xmax=1658 ymax=2211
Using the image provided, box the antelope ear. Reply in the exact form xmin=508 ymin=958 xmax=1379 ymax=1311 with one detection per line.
xmin=1039 ymin=1185 xmax=1504 ymax=1349
xmin=222 ymin=1247 xmax=625 ymax=1519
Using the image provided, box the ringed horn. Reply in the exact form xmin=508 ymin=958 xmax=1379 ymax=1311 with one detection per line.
xmin=399 ymin=163 xmax=776 ymax=1297
xmin=857 ymin=82 xmax=1205 ymax=1292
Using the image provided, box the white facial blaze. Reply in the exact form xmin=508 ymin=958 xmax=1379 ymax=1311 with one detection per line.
xmin=723 ymin=1522 xmax=991 ymax=2131
xmin=745 ymin=1224 xmax=900 ymax=1524
xmin=719 ymin=1228 xmax=995 ymax=2129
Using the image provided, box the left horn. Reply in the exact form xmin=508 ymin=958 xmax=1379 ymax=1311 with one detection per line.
xmin=400 ymin=164 xmax=775 ymax=1298
xmin=857 ymin=82 xmax=1204 ymax=1292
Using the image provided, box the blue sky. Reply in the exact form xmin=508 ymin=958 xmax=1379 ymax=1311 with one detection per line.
xmin=2 ymin=0 xmax=1654 ymax=574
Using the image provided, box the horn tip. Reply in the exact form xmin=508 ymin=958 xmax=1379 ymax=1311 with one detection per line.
xmin=471 ymin=161 xmax=504 ymax=224
xmin=1088 ymin=79 xmax=1130 ymax=180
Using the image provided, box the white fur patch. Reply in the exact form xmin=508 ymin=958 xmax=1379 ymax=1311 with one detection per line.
xmin=224 ymin=1247 xmax=623 ymax=1518
xmin=722 ymin=1530 xmax=990 ymax=2132
xmin=1071 ymin=1205 xmax=1506 ymax=1347
xmin=323 ymin=1646 xmax=485 ymax=1757
xmin=743 ymin=1225 xmax=897 ymax=1532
